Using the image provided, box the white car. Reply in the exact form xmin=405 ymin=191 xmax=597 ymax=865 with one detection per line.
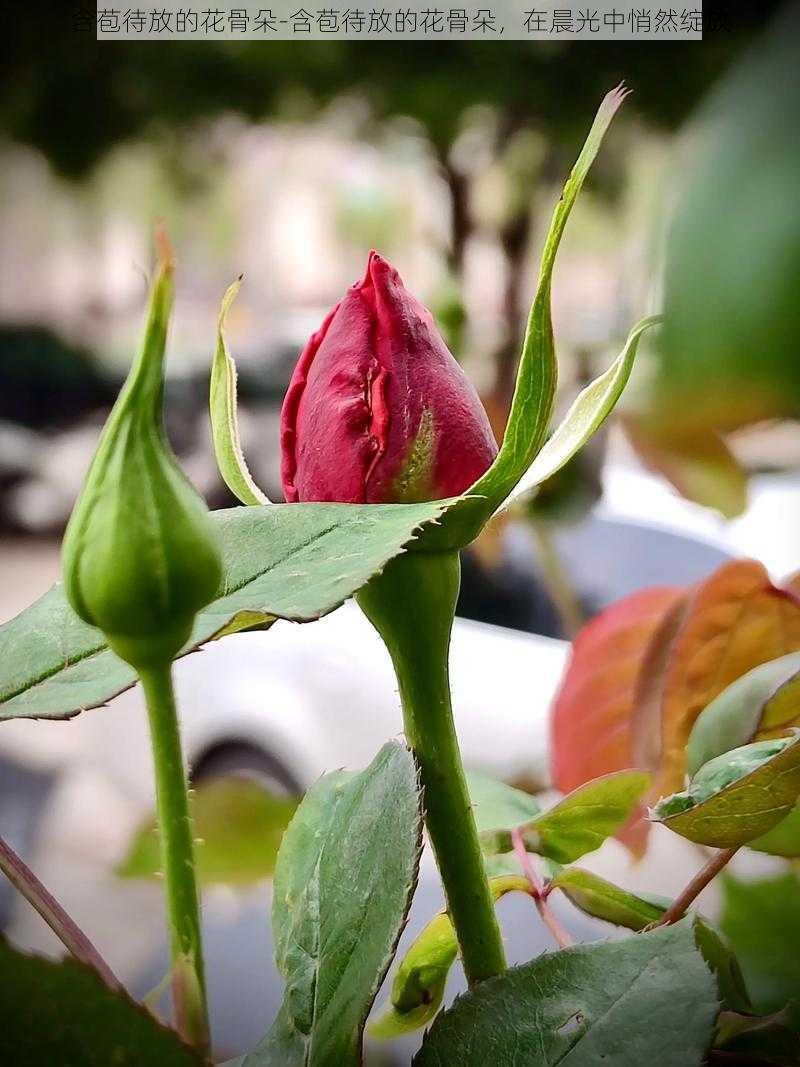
xmin=0 ymin=595 xmax=570 ymax=1010
xmin=26 ymin=602 xmax=567 ymax=809
xmin=5 ymin=463 xmax=799 ymax=814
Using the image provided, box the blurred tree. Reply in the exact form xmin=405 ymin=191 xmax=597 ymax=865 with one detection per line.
xmin=0 ymin=326 xmax=113 ymax=428
xmin=624 ymin=2 xmax=800 ymax=516
xmin=0 ymin=3 xmax=785 ymax=401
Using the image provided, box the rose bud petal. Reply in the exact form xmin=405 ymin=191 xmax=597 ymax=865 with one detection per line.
xmin=281 ymin=252 xmax=498 ymax=504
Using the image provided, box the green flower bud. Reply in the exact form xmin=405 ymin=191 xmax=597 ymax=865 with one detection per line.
xmin=62 ymin=233 xmax=222 ymax=671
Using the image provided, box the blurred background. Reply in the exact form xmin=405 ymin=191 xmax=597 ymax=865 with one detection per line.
xmin=2 ymin=4 xmax=800 ymax=1061
xmin=0 ymin=4 xmax=792 ymax=535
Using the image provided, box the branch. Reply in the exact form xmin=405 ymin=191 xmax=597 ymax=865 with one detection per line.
xmin=0 ymin=834 xmax=121 ymax=991
xmin=655 ymin=847 xmax=739 ymax=927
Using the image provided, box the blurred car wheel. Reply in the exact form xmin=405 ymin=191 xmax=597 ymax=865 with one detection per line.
xmin=190 ymin=740 xmax=303 ymax=797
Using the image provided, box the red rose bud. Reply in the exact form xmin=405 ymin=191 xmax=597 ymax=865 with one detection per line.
xmin=281 ymin=252 xmax=498 ymax=504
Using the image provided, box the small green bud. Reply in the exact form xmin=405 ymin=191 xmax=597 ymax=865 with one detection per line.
xmin=62 ymin=231 xmax=222 ymax=671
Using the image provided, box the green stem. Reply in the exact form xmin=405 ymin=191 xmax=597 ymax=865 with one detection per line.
xmin=139 ymin=664 xmax=209 ymax=1054
xmin=357 ymin=550 xmax=507 ymax=985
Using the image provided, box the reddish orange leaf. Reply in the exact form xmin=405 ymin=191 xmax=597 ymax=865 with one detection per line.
xmin=784 ymin=570 xmax=800 ymax=598
xmin=550 ymin=586 xmax=686 ymax=794
xmin=641 ymin=560 xmax=800 ymax=798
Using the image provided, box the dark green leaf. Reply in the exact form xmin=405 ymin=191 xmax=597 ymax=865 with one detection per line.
xmin=694 ymin=917 xmax=753 ymax=1015
xmin=483 ymin=771 xmax=650 ymax=863
xmin=720 ymin=874 xmax=800 ymax=1015
xmin=0 ymin=499 xmax=452 ymax=721
xmin=652 ymin=736 xmax=800 ymax=848
xmin=0 ymin=937 xmax=204 ymax=1067
xmin=546 ymin=873 xmax=752 ymax=1016
xmin=118 ymin=778 xmax=298 ymax=886
xmin=241 ymin=742 xmax=421 ymax=1066
xmin=414 ymin=919 xmax=718 ymax=1067
xmin=686 ymin=653 xmax=800 ymax=776
xmin=715 ymin=1003 xmax=800 ymax=1066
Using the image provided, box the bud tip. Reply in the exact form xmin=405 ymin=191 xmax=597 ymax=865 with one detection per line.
xmin=154 ymin=221 xmax=175 ymax=275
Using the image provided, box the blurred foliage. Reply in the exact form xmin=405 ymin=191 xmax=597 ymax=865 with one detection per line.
xmin=0 ymin=5 xmax=785 ymax=178
xmin=626 ymin=4 xmax=800 ymax=515
xmin=0 ymin=325 xmax=114 ymax=428
xmin=524 ymin=430 xmax=604 ymax=526
xmin=659 ymin=4 xmax=800 ymax=427
xmin=720 ymin=872 xmax=800 ymax=1016
xmin=622 ymin=414 xmax=748 ymax=519
xmin=118 ymin=776 xmax=298 ymax=885
xmin=429 ymin=274 xmax=468 ymax=358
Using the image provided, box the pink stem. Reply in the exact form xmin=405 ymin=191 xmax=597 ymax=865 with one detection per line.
xmin=511 ymin=828 xmax=573 ymax=950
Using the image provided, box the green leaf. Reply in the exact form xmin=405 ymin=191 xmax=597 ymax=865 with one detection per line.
xmin=657 ymin=12 xmax=800 ymax=433
xmin=693 ymin=917 xmax=753 ymax=1015
xmin=503 ymin=315 xmax=661 ymax=510
xmin=720 ymin=873 xmax=800 ymax=1015
xmin=370 ymin=874 xmax=531 ymax=1040
xmin=524 ymin=771 xmax=650 ymax=862
xmin=414 ymin=918 xmax=718 ymax=1067
xmin=210 ymin=277 xmax=271 ymax=507
xmin=544 ymin=872 xmax=752 ymax=1015
xmin=748 ymin=801 xmax=800 ymax=857
xmin=369 ymin=912 xmax=457 ymax=1041
xmin=466 ymin=771 xmax=541 ymax=836
xmin=715 ymin=1003 xmax=800 ymax=1066
xmin=482 ymin=852 xmax=526 ymax=878
xmin=686 ymin=653 xmax=800 ymax=776
xmin=548 ymin=867 xmax=667 ymax=931
xmin=482 ymin=770 xmax=650 ymax=863
xmin=118 ymin=777 xmax=298 ymax=886
xmin=0 ymin=499 xmax=452 ymax=721
xmin=436 ymin=85 xmax=630 ymax=546
xmin=240 ymin=742 xmax=421 ymax=1066
xmin=0 ymin=937 xmax=204 ymax=1066
xmin=651 ymin=735 xmax=800 ymax=848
